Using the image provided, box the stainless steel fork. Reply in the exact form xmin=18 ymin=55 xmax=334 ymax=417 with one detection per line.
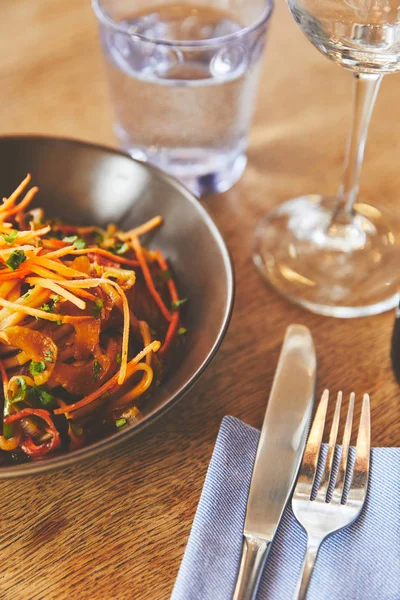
xmin=292 ymin=389 xmax=371 ymax=600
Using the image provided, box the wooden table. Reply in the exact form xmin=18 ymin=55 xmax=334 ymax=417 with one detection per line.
xmin=0 ymin=1 xmax=399 ymax=599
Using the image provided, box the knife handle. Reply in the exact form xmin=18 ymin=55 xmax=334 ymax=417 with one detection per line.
xmin=232 ymin=535 xmax=271 ymax=600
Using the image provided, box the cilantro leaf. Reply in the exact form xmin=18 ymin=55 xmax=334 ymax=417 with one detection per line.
xmin=63 ymin=235 xmax=86 ymax=249
xmin=40 ymin=302 xmax=53 ymax=313
xmin=116 ymin=352 xmax=122 ymax=365
xmin=15 ymin=377 xmax=27 ymax=392
xmin=44 ymin=349 xmax=54 ymax=363
xmin=110 ymin=241 xmax=128 ymax=255
xmin=178 ymin=327 xmax=187 ymax=335
xmin=171 ymin=298 xmax=187 ymax=311
xmin=93 ymin=360 xmax=102 ymax=381
xmin=29 ymin=361 xmax=46 ymax=375
xmin=92 ymin=298 xmax=104 ymax=319
xmin=33 ymin=385 xmax=54 ymax=407
xmin=6 ymin=250 xmax=26 ymax=271
xmin=3 ymin=230 xmax=18 ymax=245
xmin=92 ymin=231 xmax=104 ymax=245
xmin=115 ymin=418 xmax=127 ymax=428
xmin=74 ymin=238 xmax=87 ymax=250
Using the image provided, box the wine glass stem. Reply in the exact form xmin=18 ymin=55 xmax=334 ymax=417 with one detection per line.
xmin=332 ymin=72 xmax=383 ymax=226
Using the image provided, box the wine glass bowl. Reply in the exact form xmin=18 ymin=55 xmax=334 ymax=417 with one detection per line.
xmin=254 ymin=0 xmax=400 ymax=317
xmin=288 ymin=0 xmax=400 ymax=73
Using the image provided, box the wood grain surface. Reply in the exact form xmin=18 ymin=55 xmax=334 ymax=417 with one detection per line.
xmin=0 ymin=1 xmax=399 ymax=599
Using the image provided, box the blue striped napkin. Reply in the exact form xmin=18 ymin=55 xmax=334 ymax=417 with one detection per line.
xmin=172 ymin=416 xmax=400 ymax=600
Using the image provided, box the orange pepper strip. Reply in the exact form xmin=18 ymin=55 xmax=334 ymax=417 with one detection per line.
xmin=4 ymin=408 xmax=61 ymax=456
xmin=154 ymin=251 xmax=180 ymax=356
xmin=131 ymin=236 xmax=172 ymax=322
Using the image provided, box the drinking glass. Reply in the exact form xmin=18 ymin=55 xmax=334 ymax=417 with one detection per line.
xmin=254 ymin=0 xmax=400 ymax=317
xmin=92 ymin=0 xmax=273 ymax=197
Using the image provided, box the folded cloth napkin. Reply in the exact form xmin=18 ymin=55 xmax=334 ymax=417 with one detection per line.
xmin=172 ymin=416 xmax=400 ymax=600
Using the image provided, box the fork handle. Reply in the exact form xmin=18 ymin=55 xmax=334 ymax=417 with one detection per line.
xmin=293 ymin=536 xmax=322 ymax=600
xmin=232 ymin=535 xmax=271 ymax=600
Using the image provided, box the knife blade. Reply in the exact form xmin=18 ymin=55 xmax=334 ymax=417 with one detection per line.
xmin=232 ymin=324 xmax=316 ymax=600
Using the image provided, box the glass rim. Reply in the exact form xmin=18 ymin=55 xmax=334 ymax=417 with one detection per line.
xmin=92 ymin=0 xmax=274 ymax=47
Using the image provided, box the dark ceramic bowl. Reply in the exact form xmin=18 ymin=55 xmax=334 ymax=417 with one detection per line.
xmin=0 ymin=135 xmax=234 ymax=478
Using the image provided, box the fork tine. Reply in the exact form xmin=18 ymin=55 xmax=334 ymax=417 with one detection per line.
xmin=315 ymin=391 xmax=342 ymax=502
xmin=332 ymin=392 xmax=354 ymax=504
xmin=347 ymin=394 xmax=371 ymax=504
xmin=294 ymin=389 xmax=329 ymax=499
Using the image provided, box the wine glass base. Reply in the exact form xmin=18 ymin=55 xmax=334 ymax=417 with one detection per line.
xmin=254 ymin=195 xmax=400 ymax=318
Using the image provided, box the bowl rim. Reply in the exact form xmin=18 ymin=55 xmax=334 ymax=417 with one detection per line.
xmin=0 ymin=134 xmax=235 ymax=478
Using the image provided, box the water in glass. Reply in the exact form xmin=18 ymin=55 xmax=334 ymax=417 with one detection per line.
xmin=98 ymin=4 xmax=266 ymax=195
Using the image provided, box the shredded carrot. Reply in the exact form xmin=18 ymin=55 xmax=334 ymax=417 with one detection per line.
xmin=29 ymin=256 xmax=90 ymax=279
xmin=0 ymin=186 xmax=39 ymax=222
xmin=42 ymin=245 xmax=77 ymax=259
xmin=155 ymin=250 xmax=181 ymax=355
xmin=25 ymin=277 xmax=86 ymax=310
xmin=41 ymin=238 xmax=69 ymax=250
xmin=54 ymin=341 xmax=161 ymax=415
xmin=119 ymin=216 xmax=163 ymax=240
xmin=0 ymin=296 xmax=90 ymax=324
xmin=0 ymin=269 xmax=30 ymax=282
xmin=0 ymin=174 xmax=31 ymax=213
xmin=71 ymin=288 xmax=97 ymax=301
xmin=69 ymin=247 xmax=139 ymax=267
xmin=131 ymin=235 xmax=172 ymax=322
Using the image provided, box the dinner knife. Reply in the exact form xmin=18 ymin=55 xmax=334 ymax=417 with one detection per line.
xmin=232 ymin=324 xmax=316 ymax=600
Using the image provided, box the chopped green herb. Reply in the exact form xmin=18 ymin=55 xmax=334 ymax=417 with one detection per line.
xmin=40 ymin=302 xmax=53 ymax=313
xmin=52 ymin=295 xmax=60 ymax=304
xmin=115 ymin=418 xmax=127 ymax=428
xmin=110 ymin=241 xmax=128 ymax=255
xmin=93 ymin=231 xmax=104 ymax=245
xmin=178 ymin=327 xmax=187 ymax=335
xmin=116 ymin=352 xmax=122 ymax=365
xmin=149 ymin=327 xmax=157 ymax=336
xmin=6 ymin=250 xmax=26 ymax=271
xmin=161 ymin=269 xmax=172 ymax=283
xmin=29 ymin=361 xmax=46 ymax=376
xmin=63 ymin=235 xmax=86 ymax=249
xmin=15 ymin=377 xmax=27 ymax=392
xmin=56 ymin=320 xmax=62 ymax=326
xmin=21 ymin=291 xmax=31 ymax=300
xmin=71 ymin=422 xmax=83 ymax=436
xmin=33 ymin=385 xmax=54 ymax=407
xmin=171 ymin=298 xmax=187 ymax=311
xmin=92 ymin=298 xmax=104 ymax=319
xmin=44 ymin=349 xmax=54 ymax=363
xmin=74 ymin=238 xmax=87 ymax=250
xmin=93 ymin=360 xmax=102 ymax=381
xmin=116 ymin=242 xmax=128 ymax=255
xmin=3 ymin=230 xmax=18 ymax=245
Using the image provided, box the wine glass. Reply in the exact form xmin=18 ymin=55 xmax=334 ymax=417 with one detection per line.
xmin=253 ymin=0 xmax=400 ymax=317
